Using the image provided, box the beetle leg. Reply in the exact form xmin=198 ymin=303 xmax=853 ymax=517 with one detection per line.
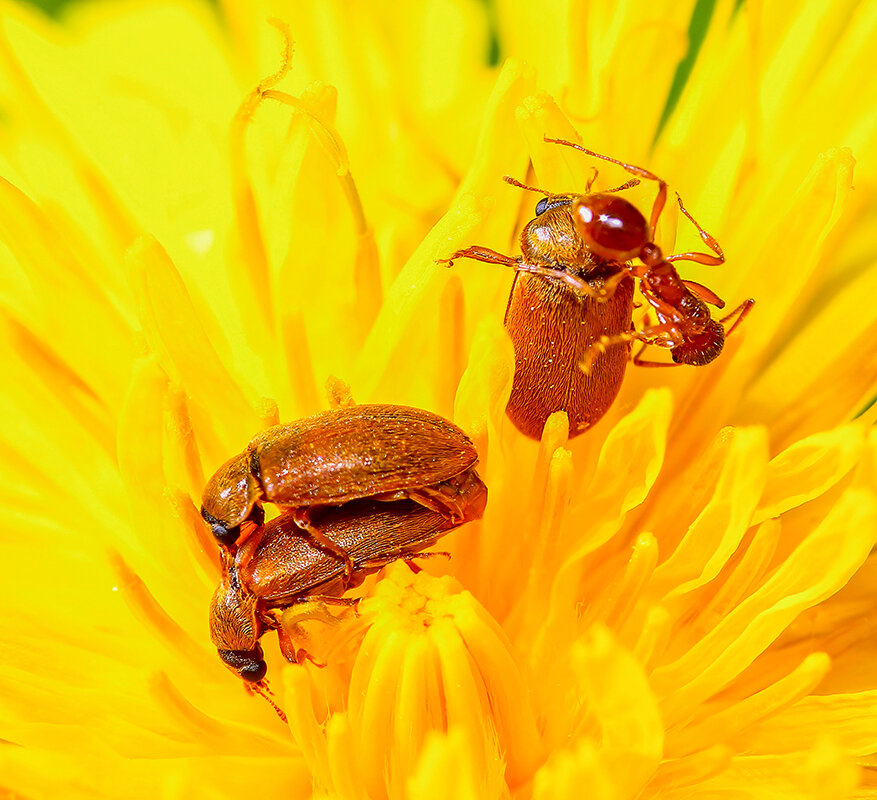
xmin=296 ymin=649 xmax=327 ymax=668
xmin=355 ymin=549 xmax=451 ymax=575
xmin=275 ymin=623 xmax=297 ymax=662
xmin=294 ymin=595 xmax=361 ymax=607
xmin=403 ymin=551 xmax=451 ymax=573
xmin=438 ymin=245 xmax=605 ymax=300
xmin=276 ymin=598 xmax=359 ymax=667
xmin=276 ymin=623 xmax=327 ymax=668
xmin=292 ymin=508 xmax=355 ymax=585
xmin=436 ymin=245 xmax=520 ymax=269
xmin=514 ymin=262 xmax=605 ymax=300
xmin=277 ymin=622 xmax=327 ymax=669
xmin=370 ymin=471 xmax=480 ymax=526
xmin=233 ymin=513 xmax=264 ymax=550
xmin=405 ymin=484 xmax=470 ymax=524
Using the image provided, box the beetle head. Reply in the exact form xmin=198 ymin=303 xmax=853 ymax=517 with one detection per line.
xmin=201 ymin=451 xmax=263 ymax=545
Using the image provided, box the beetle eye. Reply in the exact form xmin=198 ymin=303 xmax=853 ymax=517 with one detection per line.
xmin=212 ymin=523 xmax=240 ymax=547
xmin=239 ymin=660 xmax=268 ymax=682
xmin=218 ymin=648 xmax=268 ymax=682
xmin=535 ymin=196 xmax=573 ymax=216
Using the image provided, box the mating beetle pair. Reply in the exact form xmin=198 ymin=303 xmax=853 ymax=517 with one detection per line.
xmin=209 ymin=482 xmax=486 ymax=684
xmin=201 ymin=404 xmax=487 ymax=684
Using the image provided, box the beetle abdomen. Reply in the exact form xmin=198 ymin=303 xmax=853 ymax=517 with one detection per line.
xmin=238 ymin=491 xmax=485 ymax=604
xmin=253 ymin=404 xmax=478 ymax=507
xmin=504 ymin=273 xmax=635 ymax=438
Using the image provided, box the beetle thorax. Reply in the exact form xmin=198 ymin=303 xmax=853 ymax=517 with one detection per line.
xmin=519 ymin=201 xmax=600 ymax=272
xmin=209 ymin=570 xmax=261 ymax=651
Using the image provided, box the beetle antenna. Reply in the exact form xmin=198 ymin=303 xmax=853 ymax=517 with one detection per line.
xmin=604 ymin=178 xmax=641 ymax=194
xmin=250 ymin=681 xmax=288 ymax=723
xmin=503 ymin=175 xmax=551 ymax=196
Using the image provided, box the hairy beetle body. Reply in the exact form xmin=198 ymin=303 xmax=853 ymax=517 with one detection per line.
xmin=201 ymin=404 xmax=479 ymax=547
xmin=210 ymin=471 xmax=487 ymax=682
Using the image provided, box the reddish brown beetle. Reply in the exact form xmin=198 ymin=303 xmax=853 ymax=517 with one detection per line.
xmin=439 ymin=139 xmax=752 ymax=439
xmin=201 ymin=405 xmax=480 ymax=575
xmin=209 ymin=473 xmax=487 ymax=683
xmin=439 ymin=183 xmax=637 ymax=439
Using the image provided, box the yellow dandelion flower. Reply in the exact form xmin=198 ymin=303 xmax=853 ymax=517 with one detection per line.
xmin=1 ymin=0 xmax=876 ymax=798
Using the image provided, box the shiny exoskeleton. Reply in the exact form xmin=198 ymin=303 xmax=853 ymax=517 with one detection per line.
xmin=440 ymin=139 xmax=753 ymax=439
xmin=440 ymin=195 xmax=635 ymax=439
xmin=201 ymin=405 xmax=481 ymax=577
xmin=210 ymin=473 xmax=487 ymax=683
xmin=557 ymin=141 xmax=753 ymax=369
